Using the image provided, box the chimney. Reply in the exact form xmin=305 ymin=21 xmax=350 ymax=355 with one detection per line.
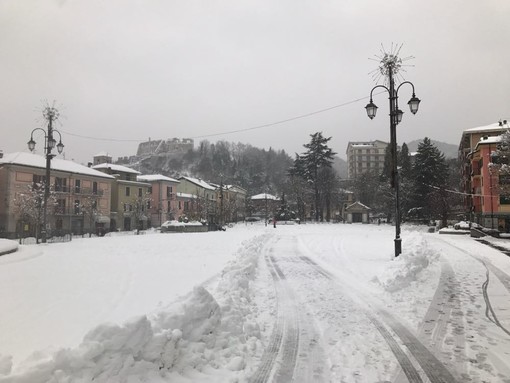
xmin=87 ymin=162 xmax=92 ymax=167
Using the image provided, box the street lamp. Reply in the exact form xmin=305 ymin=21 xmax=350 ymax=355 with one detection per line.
xmin=27 ymin=106 xmax=64 ymax=243
xmin=365 ymin=52 xmax=421 ymax=257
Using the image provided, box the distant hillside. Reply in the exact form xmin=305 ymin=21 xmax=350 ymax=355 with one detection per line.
xmin=406 ymin=139 xmax=458 ymax=159
xmin=332 ymin=156 xmax=348 ymax=179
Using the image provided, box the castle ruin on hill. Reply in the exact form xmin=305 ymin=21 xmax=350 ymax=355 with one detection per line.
xmin=136 ymin=138 xmax=194 ymax=156
xmin=117 ymin=137 xmax=194 ymax=164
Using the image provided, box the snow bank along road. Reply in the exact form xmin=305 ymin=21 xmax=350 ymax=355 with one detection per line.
xmin=1 ymin=224 xmax=510 ymax=382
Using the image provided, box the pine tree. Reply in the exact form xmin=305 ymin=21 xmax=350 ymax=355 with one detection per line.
xmin=399 ymin=143 xmax=412 ymax=180
xmin=411 ymin=137 xmax=449 ymax=223
xmin=295 ymin=132 xmax=336 ymax=221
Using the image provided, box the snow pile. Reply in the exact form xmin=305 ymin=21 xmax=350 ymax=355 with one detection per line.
xmin=162 ymin=220 xmax=203 ymax=227
xmin=374 ymin=232 xmax=438 ymax=292
xmin=1 ymin=235 xmax=268 ymax=382
xmin=0 ymin=239 xmax=18 ymax=256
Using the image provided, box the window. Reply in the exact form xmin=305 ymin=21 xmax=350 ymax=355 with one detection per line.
xmin=55 ymin=177 xmax=67 ymax=192
xmin=93 ymin=182 xmax=98 ymax=195
xmin=167 ymin=201 xmax=171 ymax=212
xmin=138 ymin=188 xmax=142 ymax=197
xmin=56 ymin=199 xmax=66 ymax=214
xmin=125 ymin=187 xmax=130 ymax=197
xmin=75 ymin=179 xmax=81 ymax=194
xmin=74 ymin=200 xmax=80 ymax=215
xmin=148 ymin=186 xmax=152 ymax=194
xmin=167 ymin=186 xmax=173 ymax=198
xmin=32 ymin=175 xmax=46 ymax=189
xmin=178 ymin=201 xmax=182 ymax=209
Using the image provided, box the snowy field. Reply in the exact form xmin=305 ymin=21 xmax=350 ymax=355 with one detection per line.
xmin=1 ymin=223 xmax=510 ymax=382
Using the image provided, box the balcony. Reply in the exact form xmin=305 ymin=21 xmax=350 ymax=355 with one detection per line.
xmin=51 ymin=186 xmax=105 ymax=196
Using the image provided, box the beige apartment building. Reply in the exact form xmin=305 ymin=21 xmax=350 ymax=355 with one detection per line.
xmin=92 ymin=163 xmax=150 ymax=231
xmin=0 ymin=152 xmax=114 ymax=239
xmin=346 ymin=140 xmax=388 ymax=179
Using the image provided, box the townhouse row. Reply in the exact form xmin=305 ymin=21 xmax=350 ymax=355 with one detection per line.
xmin=0 ymin=152 xmax=247 ymax=239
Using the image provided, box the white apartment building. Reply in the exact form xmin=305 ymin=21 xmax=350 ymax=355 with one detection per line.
xmin=346 ymin=140 xmax=388 ymax=179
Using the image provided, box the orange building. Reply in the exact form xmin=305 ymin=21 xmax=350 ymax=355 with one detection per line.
xmin=459 ymin=120 xmax=509 ymax=230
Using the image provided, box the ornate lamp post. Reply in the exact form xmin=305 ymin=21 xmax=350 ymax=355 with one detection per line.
xmin=27 ymin=106 xmax=64 ymax=243
xmin=365 ymin=51 xmax=421 ymax=257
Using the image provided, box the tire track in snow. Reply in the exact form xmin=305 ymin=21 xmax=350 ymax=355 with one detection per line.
xmin=431 ymin=236 xmax=510 ymax=378
xmin=438 ymin=237 xmax=510 ymax=295
xmin=249 ymin=254 xmax=285 ymax=383
xmin=481 ymin=261 xmax=510 ymax=337
xmin=250 ymin=237 xmax=329 ymax=383
xmin=299 ymin=255 xmax=459 ymax=383
xmin=418 ymin=258 xmax=467 ymax=375
xmin=249 ymin=239 xmax=299 ymax=383
xmin=435 ymin=237 xmax=510 ymax=338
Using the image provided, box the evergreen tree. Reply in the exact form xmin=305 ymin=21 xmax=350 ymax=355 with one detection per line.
xmin=296 ymin=132 xmax=336 ymax=221
xmin=410 ymin=137 xmax=449 ymax=224
xmin=399 ymin=143 xmax=412 ymax=180
xmin=398 ymin=143 xmax=413 ymax=222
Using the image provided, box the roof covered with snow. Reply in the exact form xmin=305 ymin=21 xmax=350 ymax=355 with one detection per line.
xmin=463 ymin=121 xmax=509 ymax=134
xmin=0 ymin=152 xmax=115 ymax=179
xmin=476 ymin=135 xmax=501 ymax=147
xmin=137 ymin=174 xmax=179 ymax=183
xmin=345 ymin=201 xmax=371 ymax=211
xmin=250 ymin=193 xmax=278 ymax=200
xmin=179 ymin=176 xmax=215 ymax=190
xmin=94 ymin=151 xmax=111 ymax=157
xmin=92 ymin=163 xmax=140 ymax=175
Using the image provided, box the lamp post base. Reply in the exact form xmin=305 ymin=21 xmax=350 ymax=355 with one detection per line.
xmin=394 ymin=237 xmax=402 ymax=257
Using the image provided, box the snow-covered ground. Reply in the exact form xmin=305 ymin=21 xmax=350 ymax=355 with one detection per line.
xmin=1 ymin=223 xmax=510 ymax=382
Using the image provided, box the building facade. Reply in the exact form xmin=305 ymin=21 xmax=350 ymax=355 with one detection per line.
xmin=92 ymin=163 xmax=150 ymax=231
xmin=177 ymin=176 xmax=217 ymax=222
xmin=346 ymin=140 xmax=388 ymax=179
xmin=137 ymin=174 xmax=180 ymax=226
xmin=459 ymin=120 xmax=509 ymax=230
xmin=0 ymin=152 xmax=114 ymax=239
xmin=212 ymin=184 xmax=247 ymax=224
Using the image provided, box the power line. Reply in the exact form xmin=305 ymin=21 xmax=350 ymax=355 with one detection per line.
xmin=58 ymin=93 xmax=381 ymax=143
xmin=189 ymin=94 xmax=381 ymax=139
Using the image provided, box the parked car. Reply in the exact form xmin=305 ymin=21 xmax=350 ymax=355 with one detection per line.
xmin=454 ymin=221 xmax=481 ymax=230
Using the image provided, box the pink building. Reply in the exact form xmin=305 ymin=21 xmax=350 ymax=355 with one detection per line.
xmin=137 ymin=174 xmax=180 ymax=226
xmin=0 ymin=152 xmax=114 ymax=239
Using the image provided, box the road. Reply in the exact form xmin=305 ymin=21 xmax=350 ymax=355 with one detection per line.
xmin=248 ymin=229 xmax=510 ymax=383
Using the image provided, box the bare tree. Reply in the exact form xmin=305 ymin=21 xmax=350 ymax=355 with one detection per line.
xmin=132 ymin=192 xmax=152 ymax=234
xmin=13 ymin=183 xmax=56 ymax=243
xmin=80 ymin=195 xmax=99 ymax=237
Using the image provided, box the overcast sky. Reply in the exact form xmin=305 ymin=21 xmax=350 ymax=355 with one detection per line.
xmin=1 ymin=0 xmax=509 ymax=164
